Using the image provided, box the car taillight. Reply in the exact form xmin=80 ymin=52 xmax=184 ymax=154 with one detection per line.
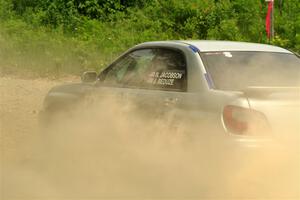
xmin=223 ymin=105 xmax=270 ymax=135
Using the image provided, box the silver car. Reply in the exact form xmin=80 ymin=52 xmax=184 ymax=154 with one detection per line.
xmin=41 ymin=40 xmax=300 ymax=147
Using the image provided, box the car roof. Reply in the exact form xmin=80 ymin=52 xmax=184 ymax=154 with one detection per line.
xmin=140 ymin=40 xmax=292 ymax=54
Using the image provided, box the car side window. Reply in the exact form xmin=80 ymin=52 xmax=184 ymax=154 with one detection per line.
xmin=146 ymin=48 xmax=187 ymax=91
xmin=103 ymin=48 xmax=187 ymax=91
xmin=104 ymin=49 xmax=155 ymax=87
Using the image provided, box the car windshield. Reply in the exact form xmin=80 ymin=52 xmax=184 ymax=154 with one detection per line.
xmin=200 ymin=51 xmax=300 ymax=91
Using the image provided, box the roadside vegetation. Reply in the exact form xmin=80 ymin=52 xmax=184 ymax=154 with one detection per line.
xmin=0 ymin=0 xmax=299 ymax=77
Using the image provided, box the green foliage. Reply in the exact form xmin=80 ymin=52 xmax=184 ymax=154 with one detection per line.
xmin=0 ymin=0 xmax=299 ymax=77
xmin=76 ymin=0 xmax=123 ymax=20
xmin=208 ymin=19 xmax=243 ymax=41
xmin=273 ymin=0 xmax=300 ymax=50
xmin=0 ymin=0 xmax=14 ymax=20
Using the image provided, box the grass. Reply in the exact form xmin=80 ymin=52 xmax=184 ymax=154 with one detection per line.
xmin=0 ymin=19 xmax=147 ymax=78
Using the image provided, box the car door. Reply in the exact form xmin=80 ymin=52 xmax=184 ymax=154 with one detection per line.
xmin=96 ymin=47 xmax=188 ymax=129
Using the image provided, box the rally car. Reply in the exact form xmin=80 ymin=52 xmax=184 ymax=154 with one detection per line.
xmin=41 ymin=40 xmax=300 ymax=147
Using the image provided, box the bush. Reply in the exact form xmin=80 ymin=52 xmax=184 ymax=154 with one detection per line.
xmin=0 ymin=0 xmax=299 ymax=77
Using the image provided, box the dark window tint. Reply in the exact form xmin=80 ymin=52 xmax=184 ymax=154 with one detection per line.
xmin=103 ymin=48 xmax=187 ymax=91
xmin=201 ymin=52 xmax=300 ymax=91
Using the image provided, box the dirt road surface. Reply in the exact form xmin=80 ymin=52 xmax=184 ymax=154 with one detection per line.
xmin=1 ymin=77 xmax=58 ymax=161
xmin=1 ymin=76 xmax=299 ymax=199
xmin=0 ymin=76 xmax=77 ymax=198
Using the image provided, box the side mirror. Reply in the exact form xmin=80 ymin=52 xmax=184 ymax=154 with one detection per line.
xmin=81 ymin=71 xmax=97 ymax=83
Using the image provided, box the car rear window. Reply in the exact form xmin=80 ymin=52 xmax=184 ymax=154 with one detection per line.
xmin=200 ymin=51 xmax=300 ymax=91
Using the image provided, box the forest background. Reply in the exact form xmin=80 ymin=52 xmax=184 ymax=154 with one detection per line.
xmin=0 ymin=0 xmax=299 ymax=77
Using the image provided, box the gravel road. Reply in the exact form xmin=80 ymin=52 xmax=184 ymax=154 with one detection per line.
xmin=0 ymin=77 xmax=59 ymax=162
xmin=0 ymin=76 xmax=78 ymax=199
xmin=1 ymin=76 xmax=299 ymax=199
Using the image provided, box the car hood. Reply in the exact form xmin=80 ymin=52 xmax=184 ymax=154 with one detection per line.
xmin=48 ymin=83 xmax=94 ymax=95
xmin=43 ymin=83 xmax=95 ymax=110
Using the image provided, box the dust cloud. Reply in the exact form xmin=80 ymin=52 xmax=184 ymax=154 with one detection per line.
xmin=1 ymin=76 xmax=299 ymax=199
